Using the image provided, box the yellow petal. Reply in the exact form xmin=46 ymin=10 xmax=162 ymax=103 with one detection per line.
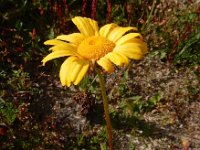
xmin=59 ymin=57 xmax=77 ymax=86
xmin=125 ymin=53 xmax=144 ymax=60
xmin=107 ymin=26 xmax=138 ymax=42
xmin=129 ymin=39 xmax=148 ymax=54
xmin=72 ymin=16 xmax=97 ymax=37
xmin=88 ymin=19 xmax=99 ymax=36
xmin=44 ymin=39 xmax=66 ymax=45
xmin=42 ymin=50 xmax=75 ymax=65
xmin=114 ymin=43 xmax=144 ymax=54
xmin=113 ymin=43 xmax=145 ymax=60
xmin=74 ymin=61 xmax=89 ymax=85
xmin=117 ymin=38 xmax=148 ymax=54
xmin=97 ymin=57 xmax=114 ymax=73
xmin=56 ymin=33 xmax=85 ymax=45
xmin=99 ymin=23 xmax=118 ymax=38
xmin=116 ymin=33 xmax=143 ymax=46
xmin=105 ymin=52 xmax=129 ymax=66
xmin=70 ymin=59 xmax=84 ymax=82
xmin=49 ymin=43 xmax=77 ymax=52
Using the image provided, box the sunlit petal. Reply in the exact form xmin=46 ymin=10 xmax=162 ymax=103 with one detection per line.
xmin=97 ymin=57 xmax=114 ymax=73
xmin=42 ymin=50 xmax=74 ymax=65
xmin=129 ymin=39 xmax=148 ymax=54
xmin=88 ymin=19 xmax=99 ymax=36
xmin=70 ymin=58 xmax=89 ymax=84
xmin=113 ymin=43 xmax=145 ymax=60
xmin=59 ymin=57 xmax=77 ymax=87
xmin=74 ymin=61 xmax=89 ymax=85
xmin=72 ymin=16 xmax=98 ymax=37
xmin=56 ymin=33 xmax=85 ymax=45
xmin=70 ymin=61 xmax=83 ymax=83
xmin=49 ymin=43 xmax=77 ymax=52
xmin=44 ymin=39 xmax=67 ymax=45
xmin=114 ymin=43 xmax=143 ymax=54
xmin=116 ymin=33 xmax=143 ymax=46
xmin=107 ymin=26 xmax=138 ymax=42
xmin=99 ymin=23 xmax=118 ymax=38
xmin=105 ymin=52 xmax=129 ymax=66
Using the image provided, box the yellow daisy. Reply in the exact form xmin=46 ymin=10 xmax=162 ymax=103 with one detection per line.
xmin=42 ymin=16 xmax=147 ymax=87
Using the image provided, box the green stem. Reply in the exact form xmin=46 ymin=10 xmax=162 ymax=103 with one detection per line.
xmin=96 ymin=68 xmax=113 ymax=150
xmin=141 ymin=0 xmax=157 ymax=31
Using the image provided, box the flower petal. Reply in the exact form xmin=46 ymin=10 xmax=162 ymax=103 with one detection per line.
xmin=113 ymin=43 xmax=145 ymax=60
xmin=99 ymin=23 xmax=118 ymax=38
xmin=129 ymin=39 xmax=148 ymax=54
xmin=70 ymin=61 xmax=82 ymax=83
xmin=74 ymin=61 xmax=89 ymax=85
xmin=117 ymin=38 xmax=148 ymax=54
xmin=105 ymin=52 xmax=129 ymax=66
xmin=72 ymin=16 xmax=98 ymax=37
xmin=88 ymin=19 xmax=99 ymax=36
xmin=44 ymin=39 xmax=67 ymax=45
xmin=97 ymin=57 xmax=114 ymax=73
xmin=116 ymin=33 xmax=143 ymax=46
xmin=56 ymin=33 xmax=85 ymax=45
xmin=107 ymin=26 xmax=138 ymax=42
xmin=49 ymin=43 xmax=77 ymax=51
xmin=59 ymin=57 xmax=77 ymax=86
xmin=42 ymin=50 xmax=75 ymax=65
xmin=70 ymin=59 xmax=87 ymax=82
xmin=125 ymin=53 xmax=144 ymax=60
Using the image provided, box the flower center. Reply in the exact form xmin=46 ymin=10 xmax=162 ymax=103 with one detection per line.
xmin=77 ymin=36 xmax=115 ymax=61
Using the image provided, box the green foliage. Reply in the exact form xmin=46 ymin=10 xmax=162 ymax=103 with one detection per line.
xmin=148 ymin=2 xmax=200 ymax=66
xmin=123 ymin=92 xmax=162 ymax=117
xmin=59 ymin=126 xmax=107 ymax=150
xmin=110 ymin=92 xmax=162 ymax=130
xmin=0 ymin=101 xmax=18 ymax=125
xmin=174 ymin=26 xmax=200 ymax=66
xmin=8 ymin=69 xmax=30 ymax=91
xmin=111 ymin=2 xmax=127 ymax=24
xmin=117 ymin=70 xmax=129 ymax=94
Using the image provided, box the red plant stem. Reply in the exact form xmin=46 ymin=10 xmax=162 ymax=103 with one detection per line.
xmin=54 ymin=1 xmax=58 ymax=14
xmin=48 ymin=0 xmax=52 ymax=11
xmin=47 ymin=0 xmax=54 ymax=22
xmin=91 ymin=0 xmax=97 ymax=19
xmin=106 ymin=0 xmax=112 ymax=22
xmin=32 ymin=28 xmax=36 ymax=40
xmin=63 ymin=0 xmax=69 ymax=15
xmin=63 ymin=0 xmax=66 ymax=5
xmin=39 ymin=3 xmax=44 ymax=16
xmin=82 ymin=0 xmax=87 ymax=16
xmin=57 ymin=4 xmax=62 ymax=18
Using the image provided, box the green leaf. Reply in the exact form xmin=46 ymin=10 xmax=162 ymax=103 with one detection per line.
xmin=0 ymin=102 xmax=18 ymax=125
xmin=147 ymin=92 xmax=162 ymax=107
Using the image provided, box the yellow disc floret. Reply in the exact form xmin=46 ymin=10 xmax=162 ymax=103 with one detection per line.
xmin=77 ymin=36 xmax=115 ymax=61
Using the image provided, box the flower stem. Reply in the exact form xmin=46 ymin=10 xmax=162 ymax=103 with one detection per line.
xmin=96 ymin=68 xmax=113 ymax=150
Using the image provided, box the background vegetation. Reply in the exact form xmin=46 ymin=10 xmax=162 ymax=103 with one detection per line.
xmin=0 ymin=0 xmax=199 ymax=149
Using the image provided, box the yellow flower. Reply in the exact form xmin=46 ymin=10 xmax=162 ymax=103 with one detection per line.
xmin=42 ymin=16 xmax=147 ymax=87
